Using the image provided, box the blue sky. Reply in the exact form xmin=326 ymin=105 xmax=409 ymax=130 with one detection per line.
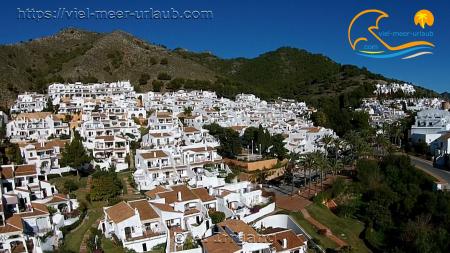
xmin=1 ymin=0 xmax=449 ymax=92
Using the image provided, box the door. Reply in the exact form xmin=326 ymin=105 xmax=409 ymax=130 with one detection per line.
xmin=125 ymin=227 xmax=132 ymax=239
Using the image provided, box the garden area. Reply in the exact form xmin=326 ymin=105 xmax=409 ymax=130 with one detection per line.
xmin=305 ymin=204 xmax=370 ymax=253
xmin=48 ymin=169 xmax=131 ymax=252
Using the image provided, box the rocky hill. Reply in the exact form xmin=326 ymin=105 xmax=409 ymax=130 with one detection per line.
xmin=0 ymin=28 xmax=439 ymax=108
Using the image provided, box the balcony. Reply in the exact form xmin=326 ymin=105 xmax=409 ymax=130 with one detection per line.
xmin=125 ymin=229 xmax=166 ymax=242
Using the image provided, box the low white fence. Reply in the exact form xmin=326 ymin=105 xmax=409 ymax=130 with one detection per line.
xmin=242 ymin=202 xmax=275 ymax=223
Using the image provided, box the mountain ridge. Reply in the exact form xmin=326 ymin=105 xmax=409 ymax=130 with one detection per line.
xmin=0 ymin=28 xmax=440 ymax=108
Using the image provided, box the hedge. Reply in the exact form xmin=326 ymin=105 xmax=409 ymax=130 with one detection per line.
xmin=60 ymin=210 xmax=87 ymax=236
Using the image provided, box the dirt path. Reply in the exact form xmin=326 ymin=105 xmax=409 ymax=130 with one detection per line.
xmin=300 ymin=209 xmax=347 ymax=248
xmin=79 ymin=215 xmax=102 ymax=253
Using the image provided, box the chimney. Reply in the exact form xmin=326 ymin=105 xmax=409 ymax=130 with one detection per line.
xmin=177 ymin=191 xmax=182 ymax=201
xmin=238 ymin=232 xmax=244 ymax=241
xmin=282 ymin=238 xmax=287 ymax=249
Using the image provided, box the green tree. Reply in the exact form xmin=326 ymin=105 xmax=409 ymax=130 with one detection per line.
xmin=152 ymin=80 xmax=164 ymax=92
xmin=44 ymin=99 xmax=54 ymax=112
xmin=63 ymin=179 xmax=79 ymax=193
xmin=183 ymin=106 xmax=193 ymax=116
xmin=138 ymin=73 xmax=150 ymax=85
xmin=90 ymin=171 xmax=123 ymax=201
xmin=60 ymin=130 xmax=91 ymax=171
xmin=208 ymin=210 xmax=225 ymax=224
xmin=204 ymin=123 xmax=241 ymax=158
xmin=5 ymin=143 xmax=24 ymax=164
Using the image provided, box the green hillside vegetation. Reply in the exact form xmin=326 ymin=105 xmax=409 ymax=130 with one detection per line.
xmin=0 ymin=28 xmax=440 ymax=136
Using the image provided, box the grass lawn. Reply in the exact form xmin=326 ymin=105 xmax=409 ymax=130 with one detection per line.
xmin=290 ymin=212 xmax=339 ymax=250
xmin=306 ymin=204 xmax=371 ymax=253
xmin=118 ymin=172 xmax=130 ymax=194
xmin=101 ymin=237 xmax=126 ymax=253
xmin=49 ymin=175 xmax=87 ymax=193
xmin=63 ymin=208 xmax=102 ymax=252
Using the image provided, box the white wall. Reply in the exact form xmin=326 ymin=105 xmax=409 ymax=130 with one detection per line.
xmin=242 ymin=203 xmax=275 ymax=223
xmin=122 ymin=233 xmax=166 ymax=253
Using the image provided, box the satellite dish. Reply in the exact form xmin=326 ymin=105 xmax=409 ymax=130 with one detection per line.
xmin=175 ymin=233 xmax=186 ymax=244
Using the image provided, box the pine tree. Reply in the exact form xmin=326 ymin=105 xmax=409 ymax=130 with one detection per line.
xmin=60 ymin=131 xmax=91 ymax=170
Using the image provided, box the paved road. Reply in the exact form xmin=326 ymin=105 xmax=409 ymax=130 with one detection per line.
xmin=408 ymin=155 xmax=450 ymax=184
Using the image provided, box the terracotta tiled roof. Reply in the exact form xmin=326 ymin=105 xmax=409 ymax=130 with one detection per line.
xmin=191 ymin=188 xmax=216 ymax=202
xmin=45 ymin=194 xmax=69 ymax=204
xmin=150 ymin=202 xmax=180 ymax=213
xmin=14 ymin=164 xmax=36 ymax=176
xmin=265 ymin=230 xmax=306 ymax=251
xmin=202 ymin=233 xmax=240 ymax=253
xmin=95 ymin=135 xmax=115 ymax=142
xmin=141 ymin=150 xmax=168 ymax=159
xmin=218 ymin=219 xmax=259 ymax=238
xmin=0 ymin=164 xmax=37 ymax=178
xmin=149 ymin=132 xmax=171 ymax=138
xmin=302 ymin=127 xmax=321 ymax=133
xmin=33 ymin=139 xmax=68 ymax=151
xmin=157 ymin=185 xmax=198 ymax=204
xmin=105 ymin=201 xmax=135 ymax=223
xmin=184 ymin=208 xmax=200 ymax=215
xmin=156 ymin=112 xmax=172 ymax=118
xmin=0 ymin=166 xmax=14 ymax=179
xmin=128 ymin=200 xmax=159 ymax=221
xmin=183 ymin=127 xmax=200 ymax=133
xmin=16 ymin=112 xmax=52 ymax=120
xmin=185 ymin=146 xmax=214 ymax=153
xmin=18 ymin=203 xmax=49 ymax=218
xmin=0 ymin=215 xmax=23 ymax=234
xmin=144 ymin=186 xmax=169 ymax=199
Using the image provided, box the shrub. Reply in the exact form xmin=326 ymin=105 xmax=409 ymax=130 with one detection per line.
xmin=138 ymin=73 xmax=150 ymax=85
xmin=90 ymin=171 xmax=123 ymax=202
xmin=60 ymin=210 xmax=87 ymax=236
xmin=160 ymin=58 xmax=168 ymax=65
xmin=157 ymin=72 xmax=172 ymax=81
xmin=208 ymin=210 xmax=225 ymax=224
xmin=63 ymin=179 xmax=79 ymax=193
xmin=313 ymin=192 xmax=330 ymax=205
xmin=48 ymin=206 xmax=57 ymax=215
xmin=152 ymin=80 xmax=164 ymax=92
xmin=150 ymin=57 xmax=158 ymax=65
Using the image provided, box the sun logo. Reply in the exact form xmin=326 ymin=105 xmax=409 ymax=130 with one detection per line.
xmin=414 ymin=10 xmax=434 ymax=29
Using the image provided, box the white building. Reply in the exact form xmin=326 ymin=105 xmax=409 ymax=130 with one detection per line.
xmin=19 ymin=139 xmax=69 ymax=176
xmin=202 ymin=219 xmax=307 ymax=253
xmin=410 ymin=109 xmax=450 ymax=144
xmin=10 ymin=92 xmax=47 ymax=114
xmin=48 ymin=81 xmax=135 ymax=105
xmin=6 ymin=112 xmax=70 ymax=142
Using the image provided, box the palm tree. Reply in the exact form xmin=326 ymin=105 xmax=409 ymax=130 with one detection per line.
xmin=286 ymin=152 xmax=301 ymax=195
xmin=249 ymin=169 xmax=272 ymax=185
xmin=330 ymin=159 xmax=344 ymax=176
xmin=331 ymin=138 xmax=344 ymax=174
xmin=311 ymin=151 xmax=328 ymax=191
xmin=321 ymin=134 xmax=334 ymax=158
xmin=375 ymin=134 xmax=390 ymax=157
xmin=183 ymin=106 xmax=193 ymax=116
xmin=303 ymin=153 xmax=317 ymax=196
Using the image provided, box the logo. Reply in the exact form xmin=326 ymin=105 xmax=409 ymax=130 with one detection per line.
xmin=348 ymin=9 xmax=435 ymax=59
